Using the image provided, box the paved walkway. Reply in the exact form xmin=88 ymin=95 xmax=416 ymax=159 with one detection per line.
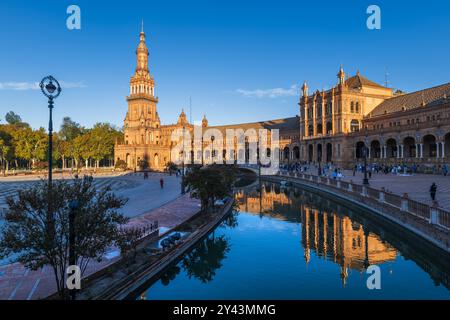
xmin=0 ymin=194 xmax=200 ymax=300
xmin=300 ymin=166 xmax=450 ymax=210
xmin=0 ymin=172 xmax=183 ymax=217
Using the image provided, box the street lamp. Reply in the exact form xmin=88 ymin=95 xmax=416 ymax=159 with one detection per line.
xmin=201 ymin=136 xmax=204 ymax=166
xmin=181 ymin=125 xmax=185 ymax=194
xmin=363 ymin=226 xmax=370 ymax=270
xmin=363 ymin=136 xmax=369 ymax=185
xmin=40 ymin=76 xmax=61 ymax=247
xmin=211 ymin=135 xmax=215 ymax=164
xmin=39 ymin=76 xmax=62 ymax=185
xmin=317 ymin=148 xmax=322 ymax=176
xmin=68 ymin=199 xmax=79 ymax=300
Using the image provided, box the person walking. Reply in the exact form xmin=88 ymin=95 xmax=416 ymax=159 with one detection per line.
xmin=429 ymin=182 xmax=437 ymax=201
xmin=160 ymin=178 xmax=164 ymax=189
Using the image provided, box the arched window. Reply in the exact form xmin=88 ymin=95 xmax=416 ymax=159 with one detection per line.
xmin=350 ymin=102 xmax=354 ymax=113
xmin=350 ymin=119 xmax=360 ymax=132
xmin=326 ymin=122 xmax=332 ymax=135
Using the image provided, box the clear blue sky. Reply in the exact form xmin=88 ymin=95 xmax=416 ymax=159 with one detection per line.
xmin=0 ymin=0 xmax=449 ymax=130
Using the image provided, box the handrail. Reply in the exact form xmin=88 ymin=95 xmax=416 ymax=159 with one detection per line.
xmin=277 ymin=171 xmax=450 ymax=231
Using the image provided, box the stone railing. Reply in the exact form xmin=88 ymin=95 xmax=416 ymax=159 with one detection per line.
xmin=277 ymin=171 xmax=450 ymax=232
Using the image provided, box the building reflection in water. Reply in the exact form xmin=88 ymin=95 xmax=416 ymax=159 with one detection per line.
xmin=235 ymin=183 xmax=397 ymax=287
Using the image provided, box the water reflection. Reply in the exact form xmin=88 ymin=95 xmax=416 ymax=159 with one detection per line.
xmin=182 ymin=235 xmax=231 ymax=283
xmin=235 ymin=182 xmax=448 ymax=289
xmin=138 ymin=182 xmax=449 ymax=299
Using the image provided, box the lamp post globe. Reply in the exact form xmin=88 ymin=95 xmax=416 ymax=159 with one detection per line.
xmin=211 ymin=136 xmax=215 ymax=164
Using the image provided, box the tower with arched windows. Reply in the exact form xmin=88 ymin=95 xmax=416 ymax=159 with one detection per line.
xmin=299 ymin=66 xmax=394 ymax=167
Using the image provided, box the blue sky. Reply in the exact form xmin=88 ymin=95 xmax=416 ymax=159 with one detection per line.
xmin=0 ymin=0 xmax=449 ymax=130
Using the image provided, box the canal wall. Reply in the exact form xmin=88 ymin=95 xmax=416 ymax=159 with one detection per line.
xmin=90 ymin=198 xmax=235 ymax=300
xmin=262 ymin=173 xmax=450 ymax=253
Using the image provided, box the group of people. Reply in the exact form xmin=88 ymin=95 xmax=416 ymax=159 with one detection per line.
xmin=280 ymin=161 xmax=442 ymax=202
xmin=352 ymin=163 xmax=449 ymax=176
xmin=139 ymin=170 xmax=165 ymax=189
xmin=280 ymin=162 xmax=347 ymax=180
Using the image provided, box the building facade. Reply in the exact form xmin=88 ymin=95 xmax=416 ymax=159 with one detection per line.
xmin=115 ymin=29 xmax=299 ymax=170
xmin=298 ymin=67 xmax=450 ymax=170
xmin=114 ymin=28 xmax=194 ymax=170
xmin=116 ymin=29 xmax=450 ymax=171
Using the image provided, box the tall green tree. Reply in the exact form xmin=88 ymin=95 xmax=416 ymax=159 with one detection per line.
xmin=89 ymin=123 xmax=122 ymax=169
xmin=12 ymin=127 xmax=47 ymax=169
xmin=59 ymin=117 xmax=83 ymax=141
xmin=184 ymin=165 xmax=238 ymax=212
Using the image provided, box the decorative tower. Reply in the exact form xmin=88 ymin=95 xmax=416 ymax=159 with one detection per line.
xmin=123 ymin=24 xmax=160 ymax=145
xmin=177 ymin=109 xmax=188 ymax=126
xmin=337 ymin=65 xmax=345 ymax=85
xmin=302 ymin=81 xmax=309 ymax=97
xmin=202 ymin=115 xmax=208 ymax=128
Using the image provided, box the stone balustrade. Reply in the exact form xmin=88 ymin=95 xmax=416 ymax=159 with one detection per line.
xmin=273 ymin=172 xmax=450 ymax=246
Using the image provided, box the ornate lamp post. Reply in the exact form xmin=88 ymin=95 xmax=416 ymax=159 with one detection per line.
xmin=40 ymin=76 xmax=61 ymax=246
xmin=181 ymin=125 xmax=185 ymax=194
xmin=317 ymin=146 xmax=322 ymax=176
xmin=363 ymin=226 xmax=370 ymax=269
xmin=39 ymin=76 xmax=62 ymax=185
xmin=211 ymin=135 xmax=215 ymax=164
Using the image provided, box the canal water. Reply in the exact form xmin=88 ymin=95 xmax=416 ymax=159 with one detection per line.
xmin=137 ymin=182 xmax=450 ymax=300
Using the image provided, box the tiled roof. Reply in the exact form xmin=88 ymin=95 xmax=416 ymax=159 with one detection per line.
xmin=209 ymin=116 xmax=299 ymax=133
xmin=369 ymin=83 xmax=450 ymax=117
xmin=345 ymin=73 xmax=386 ymax=89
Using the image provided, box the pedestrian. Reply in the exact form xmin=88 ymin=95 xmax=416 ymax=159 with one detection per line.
xmin=429 ymin=182 xmax=437 ymax=201
xmin=160 ymin=178 xmax=164 ymax=189
xmin=368 ymin=170 xmax=372 ymax=179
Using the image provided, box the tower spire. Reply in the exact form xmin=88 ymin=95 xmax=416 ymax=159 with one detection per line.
xmin=136 ymin=24 xmax=149 ymax=72
xmin=338 ymin=64 xmax=345 ymax=85
xmin=129 ymin=25 xmax=155 ymax=98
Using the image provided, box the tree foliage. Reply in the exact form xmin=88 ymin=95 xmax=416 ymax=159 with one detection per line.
xmin=165 ymin=161 xmax=178 ymax=175
xmin=184 ymin=165 xmax=238 ymax=212
xmin=0 ymin=177 xmax=131 ymax=298
xmin=5 ymin=111 xmax=22 ymax=125
xmin=182 ymin=235 xmax=230 ymax=283
xmin=0 ymin=112 xmax=123 ymax=172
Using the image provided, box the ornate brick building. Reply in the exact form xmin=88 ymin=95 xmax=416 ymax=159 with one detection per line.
xmin=116 ymin=29 xmax=450 ymax=171
xmin=114 ymin=27 xmax=194 ymax=170
xmin=114 ymin=29 xmax=299 ymax=170
xmin=298 ymin=66 xmax=450 ymax=170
